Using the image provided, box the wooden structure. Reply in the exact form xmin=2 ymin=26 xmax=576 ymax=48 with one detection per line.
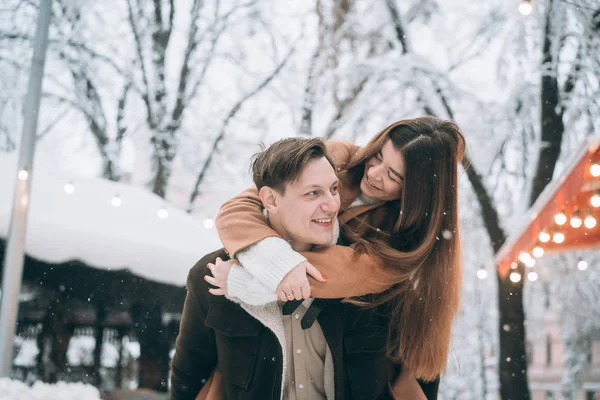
xmin=496 ymin=137 xmax=600 ymax=278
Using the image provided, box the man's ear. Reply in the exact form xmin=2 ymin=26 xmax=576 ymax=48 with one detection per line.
xmin=258 ymin=186 xmax=279 ymax=214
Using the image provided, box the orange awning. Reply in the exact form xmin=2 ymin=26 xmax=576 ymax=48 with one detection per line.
xmin=496 ymin=137 xmax=600 ymax=278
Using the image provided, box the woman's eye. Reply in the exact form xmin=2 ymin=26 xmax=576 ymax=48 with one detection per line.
xmin=307 ymin=191 xmax=318 ymax=196
xmin=331 ymin=186 xmax=339 ymax=194
xmin=388 ymin=174 xmax=399 ymax=184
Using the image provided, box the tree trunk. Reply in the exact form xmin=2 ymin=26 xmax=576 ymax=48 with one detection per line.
xmin=498 ymin=268 xmax=530 ymax=400
xmin=152 ymin=157 xmax=170 ymax=199
xmin=498 ymin=1 xmax=565 ymax=397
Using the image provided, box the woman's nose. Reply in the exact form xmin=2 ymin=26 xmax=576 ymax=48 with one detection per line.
xmin=368 ymin=165 xmax=384 ymax=181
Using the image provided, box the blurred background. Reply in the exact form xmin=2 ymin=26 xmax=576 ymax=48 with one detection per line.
xmin=1 ymin=0 xmax=599 ymax=399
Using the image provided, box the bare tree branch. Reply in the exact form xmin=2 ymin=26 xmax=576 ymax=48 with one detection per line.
xmin=36 ymin=108 xmax=70 ymax=141
xmin=116 ymin=83 xmax=131 ymax=144
xmin=126 ymin=0 xmax=153 ymax=126
xmin=185 ymin=0 xmax=259 ymax=103
xmin=0 ymin=31 xmax=124 ymax=75
xmin=188 ymin=43 xmax=297 ymax=209
xmin=324 ymin=76 xmax=368 ymax=139
xmin=170 ymin=0 xmax=204 ymax=125
xmin=299 ymin=48 xmax=320 ymax=136
xmin=386 ymin=0 xmax=410 ymax=54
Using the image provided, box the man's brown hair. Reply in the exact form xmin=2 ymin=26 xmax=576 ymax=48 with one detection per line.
xmin=250 ymin=137 xmax=334 ymax=193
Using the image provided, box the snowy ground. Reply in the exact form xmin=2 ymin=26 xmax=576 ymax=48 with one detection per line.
xmin=0 ymin=378 xmax=102 ymax=400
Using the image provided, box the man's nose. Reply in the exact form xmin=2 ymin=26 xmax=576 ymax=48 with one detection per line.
xmin=321 ymin=193 xmax=340 ymax=213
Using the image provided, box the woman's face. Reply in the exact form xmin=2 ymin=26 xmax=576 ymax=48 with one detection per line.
xmin=360 ymin=139 xmax=405 ymax=201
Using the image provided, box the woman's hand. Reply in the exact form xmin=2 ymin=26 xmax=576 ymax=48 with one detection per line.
xmin=205 ymin=257 xmax=235 ymax=296
xmin=276 ymin=261 xmax=327 ymax=301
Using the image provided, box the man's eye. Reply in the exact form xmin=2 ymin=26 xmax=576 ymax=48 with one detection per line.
xmin=331 ymin=186 xmax=339 ymax=194
xmin=307 ymin=191 xmax=318 ymax=196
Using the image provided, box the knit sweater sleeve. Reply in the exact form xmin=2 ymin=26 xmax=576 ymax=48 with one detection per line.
xmin=226 ymin=264 xmax=279 ymax=305
xmin=235 ymin=237 xmax=308 ymax=292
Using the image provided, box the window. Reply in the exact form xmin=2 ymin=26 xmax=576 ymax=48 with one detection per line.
xmin=586 ymin=391 xmax=597 ymax=400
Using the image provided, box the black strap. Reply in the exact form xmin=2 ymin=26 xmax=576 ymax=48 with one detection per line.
xmin=301 ymin=299 xmax=325 ymax=330
xmin=281 ymin=299 xmax=303 ymax=315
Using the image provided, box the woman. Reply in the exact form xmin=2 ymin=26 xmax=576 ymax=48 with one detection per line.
xmin=212 ymin=116 xmax=466 ymax=383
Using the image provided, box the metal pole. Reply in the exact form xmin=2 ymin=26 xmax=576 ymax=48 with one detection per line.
xmin=0 ymin=0 xmax=53 ymax=377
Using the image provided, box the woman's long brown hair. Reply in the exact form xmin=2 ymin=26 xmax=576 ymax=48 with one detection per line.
xmin=340 ymin=116 xmax=466 ymax=381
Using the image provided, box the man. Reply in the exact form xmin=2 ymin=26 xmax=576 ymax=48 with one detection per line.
xmin=170 ymin=138 xmax=428 ymax=399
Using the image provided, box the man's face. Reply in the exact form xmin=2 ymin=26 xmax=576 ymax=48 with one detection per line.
xmin=273 ymin=157 xmax=341 ymax=249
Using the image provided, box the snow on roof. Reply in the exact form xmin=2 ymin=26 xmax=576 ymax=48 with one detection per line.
xmin=0 ymin=378 xmax=102 ymax=400
xmin=0 ymin=152 xmax=222 ymax=286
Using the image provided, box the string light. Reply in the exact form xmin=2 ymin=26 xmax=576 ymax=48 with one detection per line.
xmin=511 ymin=262 xmax=518 ymax=270
xmin=525 ymin=258 xmax=536 ymax=268
xmin=518 ymin=252 xmax=532 ymax=263
xmin=518 ymin=0 xmax=533 ymax=15
xmin=584 ymin=209 xmax=596 ymax=229
xmin=510 ymin=272 xmax=522 ymax=283
xmin=539 ymin=230 xmax=551 ymax=243
xmin=532 ymin=246 xmax=544 ymax=258
xmin=570 ymin=208 xmax=582 ymax=228
xmin=591 ymin=163 xmax=600 ymax=177
xmin=18 ymin=169 xmax=29 ymax=180
xmin=553 ymin=231 xmax=565 ymax=244
xmin=554 ymin=210 xmax=567 ymax=225
xmin=477 ymin=268 xmax=488 ymax=280
xmin=527 ymin=271 xmax=538 ymax=282
xmin=577 ymin=260 xmax=588 ymax=271
xmin=203 ymin=218 xmax=214 ymax=229
xmin=111 ymin=194 xmax=122 ymax=207
xmin=591 ymin=190 xmax=600 ymax=208
xmin=64 ymin=181 xmax=75 ymax=194
xmin=157 ymin=206 xmax=168 ymax=219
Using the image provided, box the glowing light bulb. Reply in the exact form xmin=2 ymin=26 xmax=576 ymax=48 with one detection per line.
xmin=157 ymin=207 xmax=168 ymax=219
xmin=570 ymin=213 xmax=582 ymax=228
xmin=539 ymin=231 xmax=550 ymax=243
xmin=527 ymin=271 xmax=538 ymax=282
xmin=532 ymin=246 xmax=544 ymax=258
xmin=577 ymin=260 xmax=588 ymax=271
xmin=203 ymin=218 xmax=214 ymax=229
xmin=477 ymin=269 xmax=488 ymax=280
xmin=64 ymin=182 xmax=75 ymax=194
xmin=511 ymin=262 xmax=518 ymax=270
xmin=584 ymin=215 xmax=597 ymax=229
xmin=553 ymin=232 xmax=565 ymax=244
xmin=525 ymin=258 xmax=536 ymax=268
xmin=590 ymin=163 xmax=600 ymax=177
xmin=111 ymin=194 xmax=122 ymax=207
xmin=510 ymin=272 xmax=522 ymax=283
xmin=518 ymin=0 xmax=533 ymax=15
xmin=518 ymin=252 xmax=531 ymax=263
xmin=18 ymin=169 xmax=29 ymax=180
xmin=591 ymin=192 xmax=600 ymax=208
xmin=554 ymin=211 xmax=567 ymax=225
